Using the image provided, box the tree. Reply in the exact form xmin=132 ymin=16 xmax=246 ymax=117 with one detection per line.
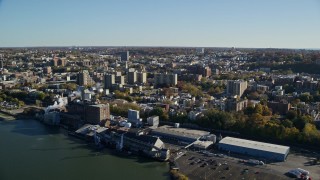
xmin=197 ymin=109 xmax=235 ymax=129
xmin=61 ymin=83 xmax=77 ymax=91
xmin=291 ymin=99 xmax=301 ymax=107
xmin=162 ymin=88 xmax=174 ymax=98
xmin=300 ymin=123 xmax=320 ymax=143
xmin=262 ymin=105 xmax=272 ymax=116
xmin=110 ymin=103 xmax=140 ymax=117
xmin=247 ymin=113 xmax=266 ymax=129
xmin=37 ymin=92 xmax=46 ymax=101
xmin=302 ymin=123 xmax=317 ymax=135
xmin=300 ymin=93 xmax=313 ymax=103
xmin=286 ymin=110 xmax=297 ymax=120
xmin=283 ymin=84 xmax=295 ymax=94
xmin=248 ymin=91 xmax=259 ymax=100
xmin=244 ymin=104 xmax=255 ymax=115
xmin=293 ymin=115 xmax=313 ymax=131
xmin=254 ymin=104 xmax=263 ymax=114
xmin=18 ymin=101 xmax=25 ymax=107
xmin=282 ymin=119 xmax=293 ymax=128
xmin=149 ymin=107 xmax=168 ymax=121
xmin=171 ymin=113 xmax=188 ymax=123
xmin=180 ymin=82 xmax=203 ymax=97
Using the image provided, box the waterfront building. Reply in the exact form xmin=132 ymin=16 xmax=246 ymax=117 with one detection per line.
xmin=122 ymin=132 xmax=170 ymax=161
xmin=67 ymin=101 xmax=110 ymax=125
xmin=85 ymin=104 xmax=110 ymax=125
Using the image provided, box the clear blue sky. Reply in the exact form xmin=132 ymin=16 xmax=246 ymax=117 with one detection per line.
xmin=0 ymin=0 xmax=319 ymax=48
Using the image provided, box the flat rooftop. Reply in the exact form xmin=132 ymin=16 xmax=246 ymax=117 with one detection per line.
xmin=75 ymin=124 xmax=107 ymax=135
xmin=151 ymin=125 xmax=210 ymax=140
xmin=219 ymin=137 xmax=290 ymax=155
xmin=89 ymin=104 xmax=109 ymax=108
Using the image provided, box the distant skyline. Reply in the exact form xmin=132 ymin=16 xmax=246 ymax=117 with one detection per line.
xmin=0 ymin=0 xmax=319 ymax=49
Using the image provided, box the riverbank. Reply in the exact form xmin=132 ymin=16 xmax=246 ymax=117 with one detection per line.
xmin=0 ymin=111 xmax=16 ymax=121
xmin=0 ymin=106 xmax=45 ymax=120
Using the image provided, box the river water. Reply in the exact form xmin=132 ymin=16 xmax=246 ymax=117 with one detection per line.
xmin=0 ymin=117 xmax=169 ymax=180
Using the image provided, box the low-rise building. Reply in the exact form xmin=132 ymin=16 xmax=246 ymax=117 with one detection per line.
xmin=267 ymin=101 xmax=291 ymax=115
xmin=150 ymin=125 xmax=210 ymax=144
xmin=225 ymin=98 xmax=248 ymax=112
xmin=218 ymin=137 xmax=290 ymax=162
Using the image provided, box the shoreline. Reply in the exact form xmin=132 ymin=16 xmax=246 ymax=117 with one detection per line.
xmin=0 ymin=111 xmax=16 ymax=121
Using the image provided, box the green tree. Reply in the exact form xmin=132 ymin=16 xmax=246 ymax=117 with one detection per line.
xmin=244 ymin=104 xmax=255 ymax=115
xmin=149 ymin=107 xmax=168 ymax=121
xmin=300 ymin=94 xmax=313 ymax=103
xmin=282 ymin=119 xmax=293 ymax=128
xmin=262 ymin=105 xmax=272 ymax=116
xmin=283 ymin=84 xmax=295 ymax=94
xmin=254 ymin=104 xmax=263 ymax=114
xmin=18 ymin=101 xmax=25 ymax=107
xmin=286 ymin=110 xmax=297 ymax=120
xmin=197 ymin=109 xmax=235 ymax=129
xmin=293 ymin=115 xmax=313 ymax=131
xmin=37 ymin=92 xmax=46 ymax=101
xmin=61 ymin=83 xmax=77 ymax=91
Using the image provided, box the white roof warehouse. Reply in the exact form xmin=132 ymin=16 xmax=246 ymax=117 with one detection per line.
xmin=218 ymin=137 xmax=290 ymax=162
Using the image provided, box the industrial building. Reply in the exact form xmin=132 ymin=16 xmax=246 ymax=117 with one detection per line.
xmin=150 ymin=125 xmax=210 ymax=144
xmin=85 ymin=104 xmax=110 ymax=125
xmin=121 ymin=132 xmax=170 ymax=161
xmin=192 ymin=140 xmax=214 ymax=150
xmin=218 ymin=137 xmax=290 ymax=161
xmin=67 ymin=101 xmax=110 ymax=125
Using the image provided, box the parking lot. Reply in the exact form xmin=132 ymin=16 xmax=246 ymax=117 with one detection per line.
xmin=267 ymin=149 xmax=320 ymax=180
xmin=175 ymin=151 xmax=289 ymax=180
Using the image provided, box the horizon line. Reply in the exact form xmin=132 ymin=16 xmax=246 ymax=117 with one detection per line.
xmin=0 ymin=45 xmax=319 ymax=50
